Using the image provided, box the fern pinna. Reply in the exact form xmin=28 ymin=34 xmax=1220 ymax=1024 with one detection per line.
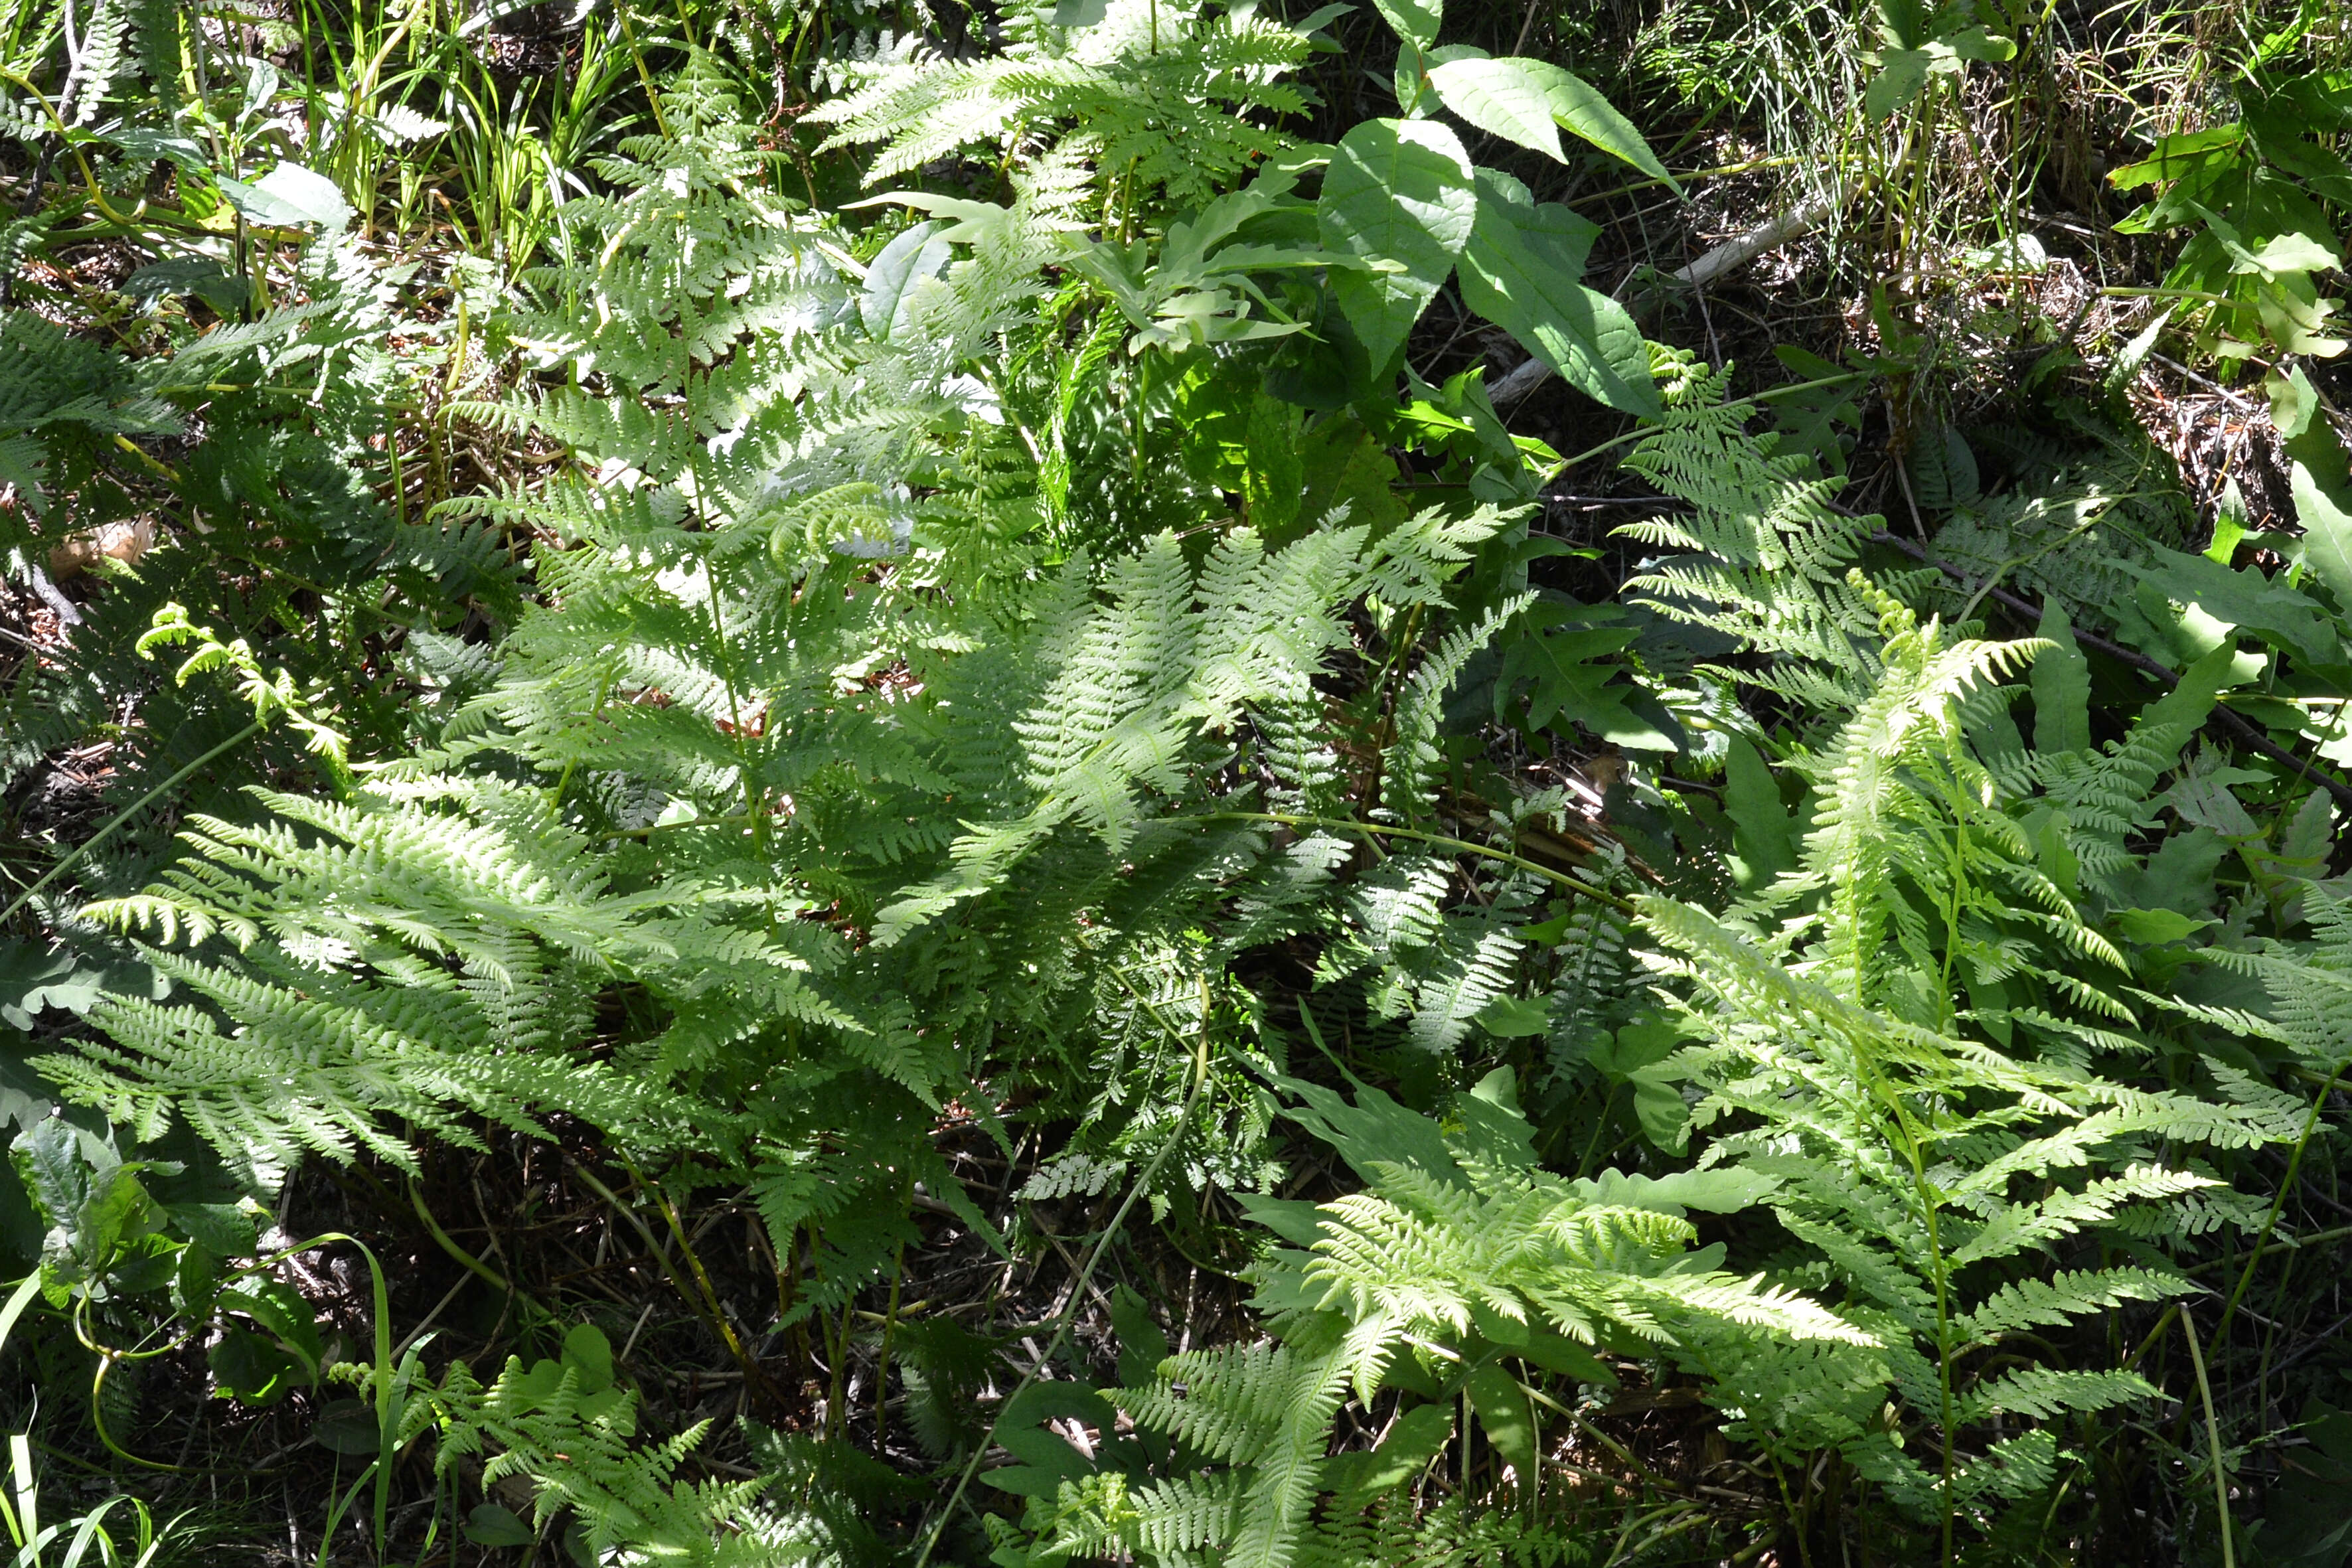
xmin=997 ymin=1072 xmax=1860 ymax=1568
xmin=1638 ymin=589 xmax=2299 ymax=1548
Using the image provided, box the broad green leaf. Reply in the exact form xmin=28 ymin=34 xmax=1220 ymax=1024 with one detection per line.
xmin=1630 ymin=1071 xmax=1691 ymax=1152
xmin=463 ymin=1504 xmax=537 ymax=1547
xmin=2294 ymin=458 xmax=2352 ymax=612
xmin=165 ymin=1200 xmax=258 ymax=1259
xmin=2142 ymin=546 xmax=2341 ymax=668
xmin=1573 ymin=1165 xmax=1780 ymax=1215
xmin=1458 ymin=175 xmax=1659 ymax=418
xmin=1324 ymin=1403 xmax=1454 ymax=1499
xmin=1111 ymin=1283 xmax=1171 ymax=1389
xmin=860 ymin=220 xmax=950 ymax=339
xmin=209 ymin=1325 xmax=302 ymax=1405
xmin=1318 ymin=119 xmax=1476 ymax=371
xmin=2256 ymin=272 xmax=2348 ymax=356
xmin=1243 ymin=390 xmax=1305 ymax=535
xmin=1723 ymin=738 xmax=1797 ymax=887
xmin=1874 ymin=0 xmax=1930 ymax=48
xmin=2244 ymin=230 xmax=2342 ymax=275
xmin=1514 ymin=1329 xmax=1616 ymax=1383
xmin=1866 ymin=48 xmax=1934 ymax=119
xmin=1494 ymin=609 xmax=1658 ymax=742
xmin=1394 ymin=44 xmax=1437 ymax=118
xmin=121 ymin=258 xmax=248 ymax=316
xmin=219 ymin=1277 xmax=325 ymax=1375
xmin=1946 ymin=26 xmax=2015 ymax=60
xmin=2143 ymin=642 xmax=2252 ymax=738
xmin=311 ymin=1398 xmax=384 ymax=1456
xmin=74 ymin=1166 xmax=156 ymax=1271
xmin=218 ymin=162 xmax=352 ymax=231
xmin=2112 ymin=907 xmax=2209 ymax=945
xmin=2269 ymin=364 xmax=2321 ymax=439
xmin=2031 ymin=603 xmax=2090 ymax=755
xmin=1368 ymin=0 xmax=1440 ymax=49
xmin=563 ymin=1323 xmax=615 ymax=1391
xmin=1464 ymin=1364 xmax=1539 ymax=1478
xmin=2107 ymin=124 xmax=2244 ymax=192
xmin=13 ymin=1117 xmax=92 ymax=1231
xmin=1532 ymin=65 xmax=1677 ymax=191
xmin=1474 ymin=994 xmax=1551 ymax=1036
xmin=1427 ymin=58 xmax=1565 ymax=160
xmin=1591 ymin=1017 xmax=1678 ymax=1077
xmin=2104 ymin=305 xmax=2173 ymax=397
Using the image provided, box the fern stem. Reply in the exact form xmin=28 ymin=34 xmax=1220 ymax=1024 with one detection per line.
xmin=875 ymin=1214 xmax=909 ymax=1446
xmin=2211 ymin=1050 xmax=2352 ymax=1346
xmin=1550 ymin=370 xmax=1869 ymax=475
xmin=0 ymin=720 xmax=261 ymax=932
xmin=408 ymin=1179 xmax=514 ymax=1296
xmin=911 ymin=972 xmax=1214 ymax=1568
xmin=1194 ymin=812 xmax=1634 ymax=913
xmin=2180 ymin=1306 xmax=2236 ymax=1568
xmin=569 ymin=1158 xmax=785 ymax=1409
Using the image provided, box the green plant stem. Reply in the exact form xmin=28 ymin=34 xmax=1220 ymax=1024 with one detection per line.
xmin=0 ymin=721 xmax=262 ymax=931
xmin=1194 ymin=811 xmax=1633 ymax=912
xmin=571 ymin=1158 xmax=785 ymax=1408
xmin=2181 ymin=1306 xmax=2235 ymax=1568
xmin=2187 ymin=1221 xmax=2352 ymax=1275
xmin=1553 ymin=372 xmax=1872 ymax=474
xmin=911 ymin=974 xmax=1213 ymax=1568
xmin=408 ymin=1179 xmax=513 ymax=1294
xmin=2211 ymin=1051 xmax=2352 ymax=1345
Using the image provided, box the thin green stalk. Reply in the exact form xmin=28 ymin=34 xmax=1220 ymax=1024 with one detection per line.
xmin=1552 ymin=372 xmax=1872 ymax=475
xmin=1193 ymin=811 xmax=1634 ymax=912
xmin=408 ymin=1179 xmax=514 ymax=1294
xmin=2211 ymin=1050 xmax=2352 ymax=1345
xmin=578 ymin=1157 xmax=786 ymax=1408
xmin=2181 ymin=1306 xmax=2235 ymax=1568
xmin=0 ymin=721 xmax=262 ymax=931
xmin=911 ymin=973 xmax=1214 ymax=1568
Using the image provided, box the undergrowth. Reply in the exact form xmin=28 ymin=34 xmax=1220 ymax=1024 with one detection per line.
xmin=1 ymin=0 xmax=2351 ymax=1563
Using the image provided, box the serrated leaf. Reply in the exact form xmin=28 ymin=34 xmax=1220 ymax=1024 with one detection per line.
xmin=2294 ymin=458 xmax=2352 ymax=614
xmin=2244 ymin=230 xmax=2342 ymax=275
xmin=1318 ymin=118 xmax=1476 ymax=370
xmin=1535 ymin=66 xmax=1676 ymax=191
xmin=1494 ymin=603 xmax=1669 ymax=744
xmin=1427 ymin=58 xmax=1565 ymax=160
xmin=1457 ymin=175 xmax=1658 ymax=418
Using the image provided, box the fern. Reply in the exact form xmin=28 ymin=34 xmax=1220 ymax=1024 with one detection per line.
xmin=413 ymin=1326 xmax=826 ymax=1565
xmin=1004 ymin=1075 xmax=1855 ymax=1567
xmin=1637 ymin=597 xmax=2297 ymax=1540
xmin=1618 ymin=362 xmax=1917 ymax=711
xmin=808 ymin=0 xmax=1312 ymax=207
